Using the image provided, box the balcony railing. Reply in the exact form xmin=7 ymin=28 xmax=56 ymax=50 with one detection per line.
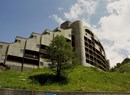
xmin=24 ymin=54 xmax=38 ymax=60
xmin=40 ymin=49 xmax=47 ymax=54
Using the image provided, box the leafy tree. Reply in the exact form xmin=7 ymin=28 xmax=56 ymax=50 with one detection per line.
xmin=110 ymin=58 xmax=130 ymax=73
xmin=47 ymin=35 xmax=74 ymax=77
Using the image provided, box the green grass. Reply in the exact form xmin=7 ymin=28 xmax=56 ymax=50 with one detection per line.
xmin=0 ymin=65 xmax=130 ymax=92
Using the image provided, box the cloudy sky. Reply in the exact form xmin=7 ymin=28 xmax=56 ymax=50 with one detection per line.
xmin=0 ymin=0 xmax=130 ymax=67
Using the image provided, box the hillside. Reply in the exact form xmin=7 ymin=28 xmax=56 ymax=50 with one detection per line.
xmin=0 ymin=65 xmax=130 ymax=92
xmin=112 ymin=58 xmax=130 ymax=73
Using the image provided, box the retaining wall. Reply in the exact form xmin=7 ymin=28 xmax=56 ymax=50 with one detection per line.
xmin=0 ymin=88 xmax=130 ymax=95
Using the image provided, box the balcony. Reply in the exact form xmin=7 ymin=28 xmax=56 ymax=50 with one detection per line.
xmin=24 ymin=54 xmax=38 ymax=60
xmin=40 ymin=49 xmax=47 ymax=54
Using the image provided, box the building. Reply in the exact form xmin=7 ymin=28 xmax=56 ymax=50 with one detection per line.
xmin=0 ymin=21 xmax=110 ymax=71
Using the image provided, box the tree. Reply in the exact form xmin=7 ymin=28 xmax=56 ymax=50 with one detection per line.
xmin=47 ymin=35 xmax=74 ymax=77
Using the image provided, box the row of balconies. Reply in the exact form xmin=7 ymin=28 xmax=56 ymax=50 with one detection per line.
xmin=85 ymin=29 xmax=105 ymax=51
xmin=85 ymin=45 xmax=108 ymax=69
xmin=84 ymin=40 xmax=105 ymax=57
xmin=85 ymin=50 xmax=107 ymax=67
xmin=84 ymin=36 xmax=105 ymax=53
xmin=85 ymin=51 xmax=106 ymax=65
xmin=85 ymin=53 xmax=108 ymax=70
xmin=85 ymin=56 xmax=107 ymax=71
xmin=7 ymin=43 xmax=48 ymax=62
xmin=24 ymin=54 xmax=39 ymax=60
xmin=86 ymin=59 xmax=106 ymax=70
xmin=85 ymin=44 xmax=106 ymax=61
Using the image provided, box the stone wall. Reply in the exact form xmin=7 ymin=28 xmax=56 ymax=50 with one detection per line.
xmin=0 ymin=88 xmax=130 ymax=95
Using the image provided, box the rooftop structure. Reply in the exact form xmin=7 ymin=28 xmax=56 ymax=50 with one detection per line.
xmin=0 ymin=21 xmax=110 ymax=71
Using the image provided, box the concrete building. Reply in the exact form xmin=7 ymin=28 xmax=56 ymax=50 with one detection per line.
xmin=0 ymin=21 xmax=110 ymax=71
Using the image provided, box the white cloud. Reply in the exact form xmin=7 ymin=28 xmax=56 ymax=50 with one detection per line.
xmin=64 ymin=0 xmax=99 ymax=21
xmin=58 ymin=7 xmax=64 ymax=11
xmin=50 ymin=0 xmax=99 ymax=25
xmin=49 ymin=15 xmax=64 ymax=24
xmin=50 ymin=0 xmax=130 ymax=67
xmin=97 ymin=0 xmax=130 ymax=67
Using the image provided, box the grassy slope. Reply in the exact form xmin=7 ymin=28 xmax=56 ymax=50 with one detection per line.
xmin=0 ymin=65 xmax=130 ymax=92
xmin=112 ymin=58 xmax=130 ymax=73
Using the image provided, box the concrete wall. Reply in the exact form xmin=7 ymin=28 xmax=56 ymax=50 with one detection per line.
xmin=5 ymin=61 xmax=38 ymax=71
xmin=41 ymin=30 xmax=53 ymax=46
xmin=71 ymin=21 xmax=89 ymax=66
xmin=0 ymin=42 xmax=9 ymax=63
xmin=26 ymin=33 xmax=41 ymax=52
xmin=41 ymin=28 xmax=71 ymax=46
xmin=7 ymin=37 xmax=26 ymax=57
xmin=0 ymin=88 xmax=130 ymax=95
xmin=53 ymin=28 xmax=72 ymax=40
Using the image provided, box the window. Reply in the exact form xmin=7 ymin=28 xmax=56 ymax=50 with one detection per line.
xmin=85 ymin=29 xmax=93 ymax=37
xmin=0 ymin=45 xmax=3 ymax=49
xmin=15 ymin=40 xmax=21 ymax=43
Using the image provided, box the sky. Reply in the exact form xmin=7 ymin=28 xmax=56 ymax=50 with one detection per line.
xmin=0 ymin=0 xmax=130 ymax=67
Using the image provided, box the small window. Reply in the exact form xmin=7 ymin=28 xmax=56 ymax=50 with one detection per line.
xmin=20 ymin=49 xmax=24 ymax=54
xmin=16 ymin=40 xmax=21 ymax=43
xmin=69 ymin=34 xmax=71 ymax=37
xmin=0 ymin=45 xmax=3 ymax=49
xmin=100 ymin=48 xmax=102 ymax=52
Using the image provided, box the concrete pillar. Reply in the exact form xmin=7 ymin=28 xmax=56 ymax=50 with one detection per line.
xmin=71 ymin=21 xmax=90 ymax=66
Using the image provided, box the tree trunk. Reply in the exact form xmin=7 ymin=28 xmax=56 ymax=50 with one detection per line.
xmin=57 ymin=67 xmax=60 ymax=77
xmin=56 ymin=61 xmax=61 ymax=78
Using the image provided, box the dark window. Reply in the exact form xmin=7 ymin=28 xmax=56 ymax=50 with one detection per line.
xmin=0 ymin=45 xmax=3 ymax=49
xmin=85 ymin=29 xmax=94 ymax=37
xmin=69 ymin=34 xmax=71 ymax=37
xmin=72 ymin=35 xmax=75 ymax=47
xmin=15 ymin=39 xmax=21 ymax=43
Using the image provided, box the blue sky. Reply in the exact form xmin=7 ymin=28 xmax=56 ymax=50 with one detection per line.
xmin=0 ymin=0 xmax=102 ymax=42
xmin=1 ymin=0 xmax=130 ymax=67
xmin=0 ymin=0 xmax=74 ymax=42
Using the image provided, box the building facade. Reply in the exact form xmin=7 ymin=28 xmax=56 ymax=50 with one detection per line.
xmin=0 ymin=21 xmax=110 ymax=71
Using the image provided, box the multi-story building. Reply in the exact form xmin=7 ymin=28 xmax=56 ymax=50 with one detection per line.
xmin=0 ymin=21 xmax=110 ymax=71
